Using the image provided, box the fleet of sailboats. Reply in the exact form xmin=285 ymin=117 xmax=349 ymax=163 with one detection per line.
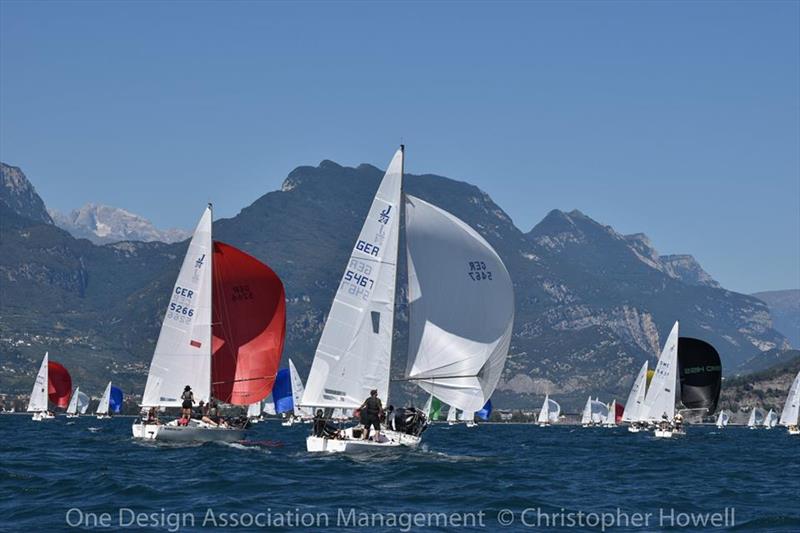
xmin=14 ymin=146 xmax=797 ymax=448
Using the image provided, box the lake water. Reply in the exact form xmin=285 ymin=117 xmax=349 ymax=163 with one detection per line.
xmin=1 ymin=416 xmax=798 ymax=532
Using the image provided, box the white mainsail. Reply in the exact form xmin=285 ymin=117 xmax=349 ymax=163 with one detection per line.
xmin=622 ymin=360 xmax=649 ymax=422
xmin=288 ymin=359 xmax=313 ymax=418
xmin=581 ymin=396 xmax=593 ymax=425
xmin=141 ymin=207 xmax=213 ymax=408
xmin=404 ymin=195 xmax=514 ymax=414
xmin=605 ymin=400 xmax=617 ymax=426
xmin=27 ymin=353 xmax=49 ymax=413
xmin=779 ymin=370 xmax=800 ymax=427
xmin=302 ymin=149 xmax=403 ymax=409
xmin=716 ymin=410 xmax=729 ymax=428
xmin=764 ymin=409 xmax=778 ymax=428
xmin=642 ymin=321 xmax=679 ymax=422
xmin=538 ymin=395 xmax=560 ymax=424
xmin=447 ymin=405 xmax=458 ymax=423
xmin=96 ymin=381 xmax=112 ymax=415
xmin=247 ymin=401 xmax=261 ymax=418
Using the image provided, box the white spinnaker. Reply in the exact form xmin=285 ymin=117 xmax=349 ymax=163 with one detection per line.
xmin=141 ymin=207 xmax=213 ymax=408
xmin=747 ymin=407 xmax=764 ymax=427
xmin=423 ymin=394 xmax=433 ymax=417
xmin=764 ymin=409 xmax=778 ymax=428
xmin=642 ymin=321 xmax=679 ymax=422
xmin=27 ymin=352 xmax=49 ymax=412
xmin=447 ymin=406 xmax=458 ymax=422
xmin=591 ymin=399 xmax=608 ymax=424
xmin=538 ymin=395 xmax=560 ymax=423
xmin=66 ymin=387 xmax=81 ymax=414
xmin=77 ymin=391 xmax=90 ymax=414
xmin=302 ymin=149 xmax=403 ymax=409
xmin=605 ymin=400 xmax=617 ymax=425
xmin=96 ymin=381 xmax=112 ymax=415
xmin=405 ymin=195 xmax=514 ymax=414
xmin=288 ymin=359 xmax=313 ymax=418
xmin=779 ymin=370 xmax=800 ymax=427
xmin=716 ymin=411 xmax=729 ymax=427
xmin=622 ymin=361 xmax=649 ymax=422
xmin=581 ymin=396 xmax=592 ymax=425
xmin=247 ymin=402 xmax=261 ymax=418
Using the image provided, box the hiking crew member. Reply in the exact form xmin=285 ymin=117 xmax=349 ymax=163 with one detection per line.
xmin=181 ymin=386 xmax=194 ymax=419
xmin=359 ymin=389 xmax=383 ymax=441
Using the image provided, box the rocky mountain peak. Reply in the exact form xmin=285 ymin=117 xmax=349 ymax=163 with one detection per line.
xmin=0 ymin=162 xmax=53 ymax=224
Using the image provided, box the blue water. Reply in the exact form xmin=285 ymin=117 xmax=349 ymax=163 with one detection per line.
xmin=1 ymin=416 xmax=798 ymax=532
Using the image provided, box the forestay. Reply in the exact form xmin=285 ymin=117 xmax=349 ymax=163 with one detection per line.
xmin=405 ymin=195 xmax=514 ymax=414
xmin=142 ymin=207 xmax=213 ymax=407
xmin=302 ymin=149 xmax=403 ymax=409
xmin=642 ymin=321 xmax=679 ymax=422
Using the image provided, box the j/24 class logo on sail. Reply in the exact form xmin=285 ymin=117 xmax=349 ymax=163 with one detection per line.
xmin=468 ymin=261 xmax=493 ymax=281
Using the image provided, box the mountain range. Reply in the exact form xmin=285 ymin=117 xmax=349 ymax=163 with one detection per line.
xmin=48 ymin=203 xmax=190 ymax=244
xmin=0 ymin=159 xmax=794 ymax=409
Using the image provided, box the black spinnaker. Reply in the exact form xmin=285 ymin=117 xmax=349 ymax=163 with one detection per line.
xmin=678 ymin=337 xmax=722 ymax=415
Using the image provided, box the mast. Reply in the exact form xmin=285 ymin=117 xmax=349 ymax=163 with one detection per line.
xmin=208 ymin=202 xmax=213 ymax=405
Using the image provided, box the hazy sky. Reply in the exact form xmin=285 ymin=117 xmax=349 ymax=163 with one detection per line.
xmin=1 ymin=1 xmax=798 ymax=293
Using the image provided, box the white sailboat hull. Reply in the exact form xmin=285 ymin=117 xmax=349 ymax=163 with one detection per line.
xmin=306 ymin=428 xmax=421 ymax=453
xmin=96 ymin=415 xmax=112 ymax=420
xmin=465 ymin=421 xmax=478 ymax=428
xmin=627 ymin=425 xmax=642 ymax=433
xmin=654 ymin=429 xmax=673 ymax=438
xmin=788 ymin=428 xmax=799 ymax=436
xmin=132 ymin=419 xmax=246 ymax=442
xmin=65 ymin=414 xmax=80 ymax=419
xmin=31 ymin=412 xmax=54 ymax=421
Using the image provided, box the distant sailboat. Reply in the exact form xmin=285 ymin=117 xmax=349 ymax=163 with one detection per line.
xmin=580 ymin=397 xmax=593 ymax=427
xmin=246 ymin=401 xmax=262 ymax=423
xmin=763 ymin=409 xmax=778 ymax=429
xmin=747 ymin=407 xmax=765 ymax=429
xmin=460 ymin=409 xmax=477 ymax=428
xmin=622 ymin=361 xmax=649 ymax=432
xmin=96 ymin=381 xmax=113 ymax=419
xmin=537 ymin=394 xmax=560 ymax=427
xmin=132 ymin=205 xmax=286 ymax=442
xmin=641 ymin=321 xmax=681 ymax=438
xmin=66 ymin=387 xmax=90 ymax=418
xmin=447 ymin=406 xmax=458 ymax=426
xmin=27 ymin=353 xmax=71 ymax=421
xmin=779 ymin=370 xmax=800 ymax=435
xmin=288 ymin=359 xmax=314 ymax=423
xmin=262 ymin=400 xmax=277 ymax=417
xmin=302 ymin=147 xmax=514 ymax=453
xmin=715 ymin=410 xmax=729 ymax=429
xmin=603 ymin=400 xmax=618 ymax=427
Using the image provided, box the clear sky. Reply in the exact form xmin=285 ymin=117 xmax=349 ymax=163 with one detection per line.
xmin=1 ymin=1 xmax=798 ymax=294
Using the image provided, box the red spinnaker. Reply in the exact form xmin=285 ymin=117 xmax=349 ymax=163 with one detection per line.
xmin=48 ymin=361 xmax=72 ymax=408
xmin=211 ymin=241 xmax=286 ymax=405
xmin=615 ymin=402 xmax=625 ymax=424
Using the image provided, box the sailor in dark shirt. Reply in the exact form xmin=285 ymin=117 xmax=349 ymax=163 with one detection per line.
xmin=359 ymin=389 xmax=383 ymax=441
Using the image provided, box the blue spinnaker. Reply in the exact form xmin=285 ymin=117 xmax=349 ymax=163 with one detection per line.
xmin=272 ymin=368 xmax=293 ymax=414
xmin=109 ymin=386 xmax=124 ymax=414
xmin=477 ymin=399 xmax=492 ymax=421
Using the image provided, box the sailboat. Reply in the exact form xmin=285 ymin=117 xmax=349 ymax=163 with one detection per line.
xmin=460 ymin=409 xmax=477 ymax=428
xmin=289 ymin=359 xmax=314 ymax=424
xmin=641 ymin=321 xmax=681 ymax=438
xmin=246 ymin=401 xmax=263 ymax=423
xmin=715 ymin=410 xmax=729 ymax=429
xmin=779 ymin=370 xmax=800 ymax=435
xmin=603 ymin=400 xmax=618 ymax=427
xmin=622 ymin=361 xmax=649 ymax=432
xmin=537 ymin=394 xmax=560 ymax=427
xmin=263 ymin=400 xmax=277 ymax=417
xmin=132 ymin=205 xmax=287 ymax=442
xmin=96 ymin=381 xmax=122 ymax=419
xmin=65 ymin=387 xmax=90 ymax=418
xmin=747 ymin=407 xmax=765 ymax=429
xmin=447 ymin=406 xmax=458 ymax=426
xmin=763 ymin=409 xmax=778 ymax=429
xmin=27 ymin=353 xmax=72 ymax=421
xmin=301 ymin=147 xmax=514 ymax=453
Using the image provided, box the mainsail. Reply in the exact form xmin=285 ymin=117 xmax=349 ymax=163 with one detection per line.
xmin=247 ymin=402 xmax=261 ymax=418
xmin=288 ymin=359 xmax=313 ymax=418
xmin=678 ymin=337 xmax=722 ymax=415
xmin=96 ymin=381 xmax=112 ymax=415
xmin=404 ymin=195 xmax=514 ymax=413
xmin=27 ymin=353 xmax=49 ymax=413
xmin=211 ymin=241 xmax=286 ymax=406
xmin=622 ymin=361 xmax=649 ymax=422
xmin=302 ymin=149 xmax=403 ymax=409
xmin=142 ymin=207 xmax=213 ymax=407
xmin=581 ymin=396 xmax=593 ymax=425
xmin=779 ymin=370 xmax=800 ymax=427
xmin=642 ymin=321 xmax=679 ymax=422
xmin=605 ymin=400 xmax=617 ymax=425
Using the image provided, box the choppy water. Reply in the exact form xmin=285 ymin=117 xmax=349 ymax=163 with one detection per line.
xmin=1 ymin=416 xmax=798 ymax=532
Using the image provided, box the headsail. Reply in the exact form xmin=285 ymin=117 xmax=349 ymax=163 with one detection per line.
xmin=538 ymin=395 xmax=560 ymax=423
xmin=678 ymin=337 xmax=722 ymax=415
xmin=109 ymin=386 xmax=124 ymax=414
xmin=68 ymin=388 xmax=91 ymax=415
xmin=288 ymin=359 xmax=313 ymax=418
xmin=271 ymin=368 xmax=293 ymax=414
xmin=747 ymin=407 xmax=765 ymax=427
xmin=142 ymin=207 xmax=213 ymax=408
xmin=605 ymin=400 xmax=617 ymax=425
xmin=211 ymin=241 xmax=286 ymax=406
xmin=779 ymin=370 xmax=800 ymax=427
xmin=302 ymin=148 xmax=403 ymax=409
xmin=404 ymin=195 xmax=514 ymax=413
xmin=96 ymin=381 xmax=112 ymax=415
xmin=590 ymin=399 xmax=608 ymax=424
xmin=622 ymin=361 xmax=649 ymax=422
xmin=764 ymin=409 xmax=778 ymax=428
xmin=27 ymin=353 xmax=49 ymax=412
xmin=642 ymin=321 xmax=679 ymax=422
xmin=477 ymin=399 xmax=493 ymax=421
xmin=716 ymin=410 xmax=729 ymax=428
xmin=47 ymin=361 xmax=72 ymax=408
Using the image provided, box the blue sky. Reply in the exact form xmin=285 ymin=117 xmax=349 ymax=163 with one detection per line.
xmin=1 ymin=1 xmax=798 ymax=293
